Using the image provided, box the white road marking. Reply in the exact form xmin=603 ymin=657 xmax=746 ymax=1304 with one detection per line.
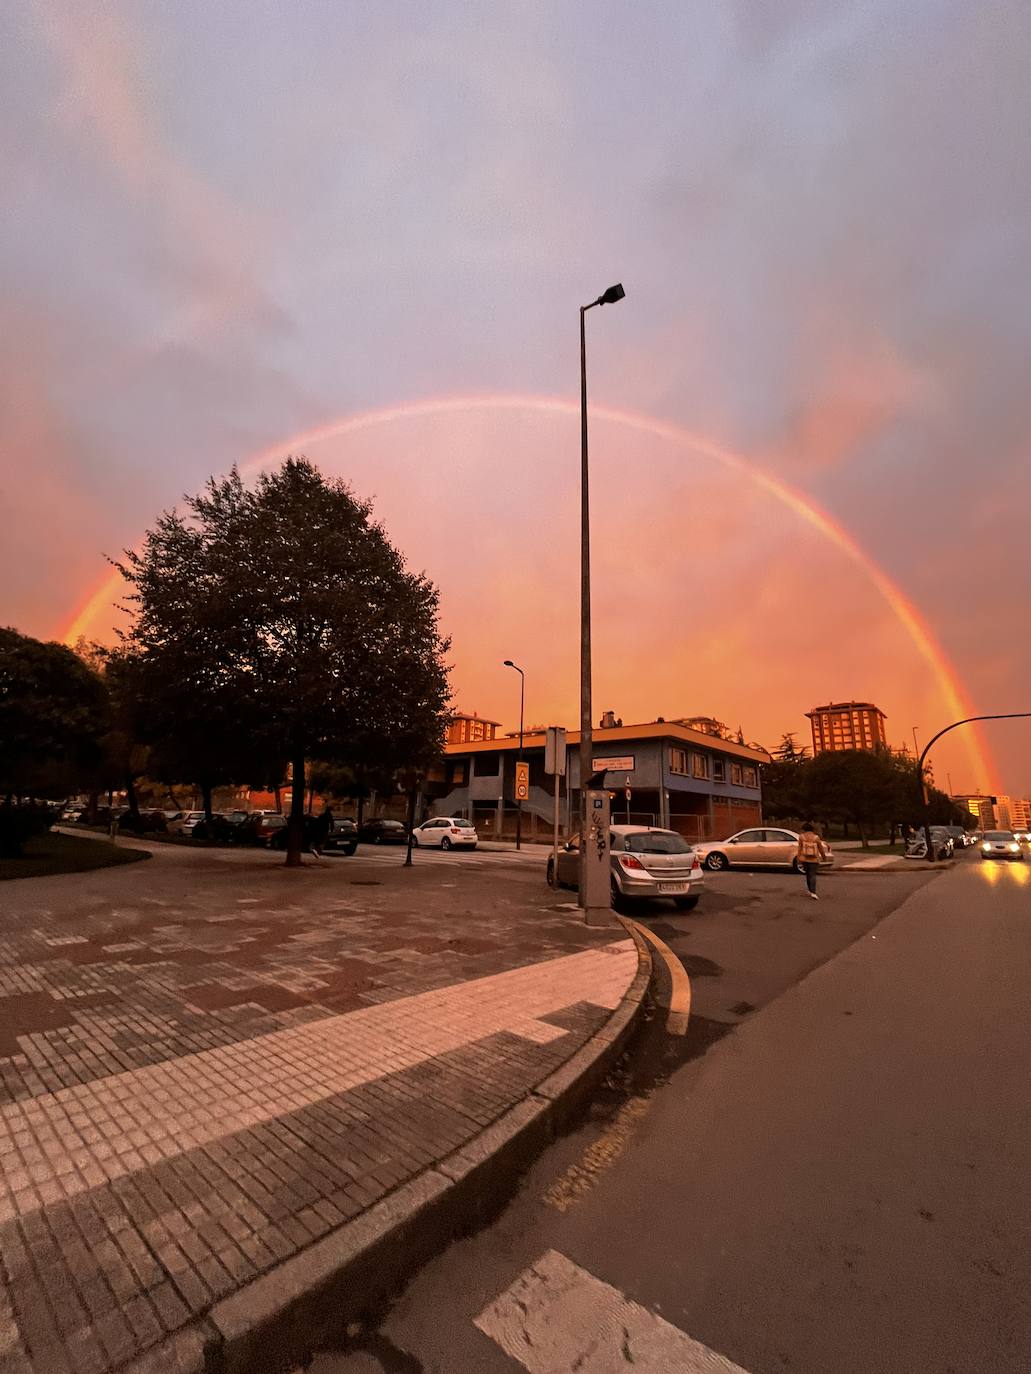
xmin=475 ymin=1249 xmax=751 ymax=1373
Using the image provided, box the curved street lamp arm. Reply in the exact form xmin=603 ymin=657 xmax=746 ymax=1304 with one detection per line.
xmin=917 ymin=712 xmax=1031 ymax=776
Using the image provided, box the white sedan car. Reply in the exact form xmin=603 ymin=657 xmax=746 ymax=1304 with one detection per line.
xmin=410 ymin=817 xmax=478 ymax=850
xmin=167 ymin=811 xmax=206 ymax=836
xmin=695 ymin=827 xmax=834 ymax=872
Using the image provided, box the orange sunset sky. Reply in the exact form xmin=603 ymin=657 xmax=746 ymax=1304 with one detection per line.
xmin=3 ymin=2 xmax=1030 ymax=796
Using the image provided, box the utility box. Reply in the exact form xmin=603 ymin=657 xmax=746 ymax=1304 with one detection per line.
xmin=581 ymin=788 xmax=612 ymax=925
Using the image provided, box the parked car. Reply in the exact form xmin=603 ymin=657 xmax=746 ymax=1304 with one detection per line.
xmin=59 ymin=803 xmax=85 ymax=822
xmin=357 ymin=818 xmax=409 ymax=845
xmin=942 ymin=825 xmax=974 ymax=849
xmin=905 ymin=826 xmax=954 ymax=861
xmin=694 ymin=827 xmax=834 ymax=872
xmin=410 ymin=817 xmax=478 ymax=850
xmin=322 ymin=818 xmax=359 ymax=856
xmin=547 ymin=824 xmax=704 ymax=911
xmin=979 ymin=830 xmax=1024 ymax=862
xmin=192 ymin=813 xmax=239 ymax=843
xmin=168 ymin=811 xmax=207 ymax=836
xmin=240 ymin=812 xmax=288 ymax=847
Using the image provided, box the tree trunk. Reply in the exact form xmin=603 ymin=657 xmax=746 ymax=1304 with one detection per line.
xmin=166 ymin=784 xmax=182 ymax=811
xmin=286 ymin=748 xmax=305 ymax=867
xmin=857 ymin=818 xmax=869 ymax=848
xmin=356 ymin=792 xmax=366 ymax=826
xmin=201 ymin=780 xmax=214 ymax=822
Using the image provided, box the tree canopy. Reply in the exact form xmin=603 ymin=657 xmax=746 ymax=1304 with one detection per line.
xmin=0 ymin=628 xmax=109 ymax=798
xmin=116 ymin=458 xmax=451 ymax=863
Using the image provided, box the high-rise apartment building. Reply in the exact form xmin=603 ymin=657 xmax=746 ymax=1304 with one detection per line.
xmin=995 ymin=796 xmax=1031 ymax=831
xmin=806 ymin=701 xmax=888 ymax=755
xmin=953 ymin=794 xmax=997 ymax=830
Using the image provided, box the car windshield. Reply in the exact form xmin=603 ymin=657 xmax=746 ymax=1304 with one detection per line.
xmin=624 ymin=832 xmax=693 ymax=855
xmin=264 ymin=816 xmax=287 ymax=828
xmin=983 ymin=831 xmax=1013 ymax=841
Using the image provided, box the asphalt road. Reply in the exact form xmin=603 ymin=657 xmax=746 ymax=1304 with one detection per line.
xmin=306 ymin=855 xmax=1031 ymax=1373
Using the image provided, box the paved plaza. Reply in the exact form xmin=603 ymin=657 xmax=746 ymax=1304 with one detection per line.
xmin=0 ymin=841 xmax=637 ymax=1373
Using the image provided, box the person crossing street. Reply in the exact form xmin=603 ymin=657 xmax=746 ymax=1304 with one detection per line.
xmin=796 ymin=820 xmax=829 ymax=899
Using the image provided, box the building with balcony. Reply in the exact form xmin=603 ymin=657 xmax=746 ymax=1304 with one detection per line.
xmin=806 ymin=701 xmax=888 ymax=755
xmin=445 ymin=712 xmax=499 ymax=745
xmin=426 ymin=718 xmax=770 ymax=842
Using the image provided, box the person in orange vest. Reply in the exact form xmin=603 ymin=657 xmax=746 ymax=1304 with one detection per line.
xmin=796 ymin=821 xmax=829 ymax=900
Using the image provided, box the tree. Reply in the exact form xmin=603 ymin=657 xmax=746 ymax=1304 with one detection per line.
xmin=773 ymin=731 xmax=810 ymax=762
xmin=0 ymin=628 xmax=109 ymax=801
xmin=117 ymin=458 xmax=451 ymax=865
xmin=807 ymin=749 xmax=899 ymax=847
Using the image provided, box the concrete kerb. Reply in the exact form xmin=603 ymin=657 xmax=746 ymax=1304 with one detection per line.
xmin=151 ymin=927 xmax=656 ymax=1374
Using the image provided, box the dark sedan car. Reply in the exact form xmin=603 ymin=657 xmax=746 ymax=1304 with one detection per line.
xmin=357 ymin=818 xmax=408 ymax=845
xmin=322 ymin=819 xmax=359 ymax=856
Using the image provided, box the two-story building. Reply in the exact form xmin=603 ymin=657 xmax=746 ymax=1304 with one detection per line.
xmin=426 ymin=718 xmax=769 ymax=841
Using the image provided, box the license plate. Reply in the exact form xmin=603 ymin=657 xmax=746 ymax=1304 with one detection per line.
xmin=658 ymin=882 xmax=688 ymax=894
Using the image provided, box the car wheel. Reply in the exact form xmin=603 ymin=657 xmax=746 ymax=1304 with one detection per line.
xmin=373 ymin=835 xmax=381 ymax=845
xmin=546 ymin=858 xmax=555 ymax=886
xmin=790 ymin=857 xmax=801 ymax=873
xmin=441 ymin=837 xmax=452 ymax=851
xmin=610 ymin=878 xmax=631 ymax=913
xmin=411 ymin=835 xmax=419 ymax=847
xmin=345 ymin=843 xmax=357 ymax=856
xmin=705 ymin=852 xmax=729 ymax=871
xmin=674 ymin=895 xmax=700 ymax=911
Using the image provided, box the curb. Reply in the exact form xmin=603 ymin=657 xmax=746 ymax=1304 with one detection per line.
xmin=126 ymin=933 xmax=654 ymax=1374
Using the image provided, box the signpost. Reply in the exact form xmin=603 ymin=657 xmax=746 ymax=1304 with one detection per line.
xmin=544 ymin=727 xmax=567 ymax=883
xmin=624 ymin=775 xmax=632 ymax=825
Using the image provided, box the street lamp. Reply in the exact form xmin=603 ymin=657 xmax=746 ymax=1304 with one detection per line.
xmin=503 ymin=659 xmax=525 ymax=850
xmin=580 ymin=283 xmax=625 ymax=914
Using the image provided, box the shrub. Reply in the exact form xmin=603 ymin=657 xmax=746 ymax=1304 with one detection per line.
xmin=0 ymin=802 xmax=55 ymax=858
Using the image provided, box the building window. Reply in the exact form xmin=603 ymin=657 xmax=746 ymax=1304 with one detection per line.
xmin=670 ymin=748 xmax=689 ymax=775
xmin=712 ymin=758 xmax=726 ymax=782
xmin=691 ymin=753 xmax=709 ymax=779
xmin=730 ymin=763 xmax=743 ymax=785
xmin=742 ymin=765 xmax=757 ymax=788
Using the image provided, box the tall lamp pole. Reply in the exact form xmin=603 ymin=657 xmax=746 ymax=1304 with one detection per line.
xmin=917 ymin=713 xmax=1031 ymax=861
xmin=503 ymin=660 xmax=525 ymax=850
xmin=579 ymin=282 xmax=625 ymax=907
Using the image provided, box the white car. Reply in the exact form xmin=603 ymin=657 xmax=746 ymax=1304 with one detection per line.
xmin=168 ymin=811 xmax=206 ymax=836
xmin=411 ymin=817 xmax=478 ymax=850
xmin=695 ymin=827 xmax=834 ymax=872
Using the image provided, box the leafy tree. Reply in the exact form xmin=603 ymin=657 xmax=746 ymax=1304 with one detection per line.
xmin=0 ymin=628 xmax=109 ymax=802
xmin=117 ymin=458 xmax=451 ymax=865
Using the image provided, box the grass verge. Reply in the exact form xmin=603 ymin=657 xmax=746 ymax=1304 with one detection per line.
xmin=0 ymin=832 xmax=151 ymax=881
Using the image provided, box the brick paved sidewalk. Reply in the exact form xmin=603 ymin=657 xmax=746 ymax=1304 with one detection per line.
xmin=0 ymin=846 xmax=638 ymax=1372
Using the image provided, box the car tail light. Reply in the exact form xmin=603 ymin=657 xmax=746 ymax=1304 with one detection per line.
xmin=451 ymin=828 xmax=463 ymax=835
xmin=692 ymin=855 xmax=701 ymax=870
xmin=619 ymin=854 xmax=645 ymax=870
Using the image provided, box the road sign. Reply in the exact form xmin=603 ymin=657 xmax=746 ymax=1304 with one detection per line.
xmin=515 ymin=761 xmax=530 ymax=800
xmin=544 ymin=726 xmax=567 ymax=776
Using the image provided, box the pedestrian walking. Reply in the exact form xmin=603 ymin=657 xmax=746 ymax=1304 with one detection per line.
xmin=796 ymin=820 xmax=828 ymax=899
xmin=311 ymin=806 xmax=333 ymax=857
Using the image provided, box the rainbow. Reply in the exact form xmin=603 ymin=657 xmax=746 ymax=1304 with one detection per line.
xmin=60 ymin=393 xmax=996 ymax=788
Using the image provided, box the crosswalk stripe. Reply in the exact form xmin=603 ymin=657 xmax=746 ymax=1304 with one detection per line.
xmin=474 ymin=1249 xmax=751 ymax=1373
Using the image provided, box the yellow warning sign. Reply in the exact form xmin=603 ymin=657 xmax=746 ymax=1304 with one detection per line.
xmin=515 ymin=761 xmax=530 ymax=801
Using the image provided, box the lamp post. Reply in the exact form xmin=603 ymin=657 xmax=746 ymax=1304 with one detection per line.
xmin=916 ymin=712 xmax=1031 ymax=861
xmin=503 ymin=659 xmax=525 ymax=850
xmin=579 ymin=282 xmax=625 ymax=910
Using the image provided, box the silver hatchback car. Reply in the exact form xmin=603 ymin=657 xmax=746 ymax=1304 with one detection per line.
xmin=547 ymin=824 xmax=704 ymax=910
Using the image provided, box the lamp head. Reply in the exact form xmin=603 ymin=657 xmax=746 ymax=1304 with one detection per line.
xmin=503 ymin=659 xmax=514 ymax=667
xmin=598 ymin=283 xmax=625 ymax=305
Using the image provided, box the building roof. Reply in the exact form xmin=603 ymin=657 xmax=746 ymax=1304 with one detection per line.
xmin=443 ymin=720 xmax=770 ymax=764
xmin=806 ymin=701 xmax=886 ymax=717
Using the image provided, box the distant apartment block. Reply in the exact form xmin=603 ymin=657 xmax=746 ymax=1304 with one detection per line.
xmin=993 ymin=796 xmax=1031 ymax=830
xmin=445 ymin=712 xmax=499 ymax=745
xmin=953 ymin=794 xmax=997 ymax=829
xmin=806 ymin=701 xmax=888 ymax=755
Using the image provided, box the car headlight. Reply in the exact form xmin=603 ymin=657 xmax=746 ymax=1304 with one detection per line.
xmin=1009 ymin=843 xmax=1020 ymax=852
xmin=982 ymin=843 xmax=991 ymax=850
